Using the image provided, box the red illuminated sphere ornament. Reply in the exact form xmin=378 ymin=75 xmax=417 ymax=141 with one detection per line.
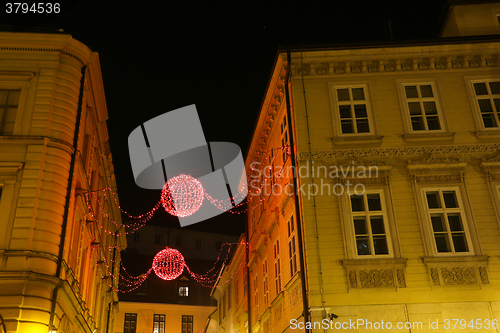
xmin=152 ymin=247 xmax=186 ymax=280
xmin=161 ymin=174 xmax=204 ymax=217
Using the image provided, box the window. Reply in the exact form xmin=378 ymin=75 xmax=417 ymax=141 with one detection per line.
xmin=133 ymin=233 xmax=140 ymax=243
xmin=154 ymin=234 xmax=161 ymax=245
xmin=280 ymin=114 xmax=289 ymax=162
xmin=349 ymin=191 xmax=392 ymax=257
xmin=332 ymin=85 xmax=373 ymax=135
xmin=153 ymin=314 xmax=165 ymax=333
xmin=182 ymin=315 xmax=193 ymax=333
xmin=196 ymin=239 xmax=201 ymax=249
xmin=0 ymin=90 xmax=20 ymax=135
xmin=287 ymin=216 xmax=298 ymax=276
xmin=273 ymin=240 xmax=281 ymax=294
xmin=124 ymin=313 xmax=137 ymax=333
xmin=423 ymin=189 xmax=472 ymax=254
xmin=262 ymin=259 xmax=269 ymax=308
xmin=401 ymin=83 xmax=442 ymax=131
xmin=178 ymin=279 xmax=189 ymax=297
xmin=267 ymin=149 xmax=275 ymax=189
xmin=470 ymin=80 xmax=500 ymax=129
xmin=178 ymin=286 xmax=189 ymax=297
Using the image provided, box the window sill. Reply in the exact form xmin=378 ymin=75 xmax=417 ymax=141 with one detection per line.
xmin=475 ymin=130 xmax=500 ymax=139
xmin=342 ymin=258 xmax=406 ymax=289
xmin=422 ymin=256 xmax=489 ymax=286
xmin=331 ymin=135 xmax=382 ymax=145
xmin=403 ymin=132 xmax=454 ymax=142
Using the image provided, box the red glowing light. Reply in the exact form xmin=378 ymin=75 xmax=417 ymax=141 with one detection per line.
xmin=161 ymin=174 xmax=204 ymax=217
xmin=152 ymin=247 xmax=186 ymax=280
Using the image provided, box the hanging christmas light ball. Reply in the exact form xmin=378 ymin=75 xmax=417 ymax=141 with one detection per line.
xmin=152 ymin=247 xmax=186 ymax=280
xmin=161 ymin=174 xmax=204 ymax=217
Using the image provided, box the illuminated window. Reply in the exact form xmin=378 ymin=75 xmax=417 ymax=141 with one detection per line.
xmin=182 ymin=315 xmax=193 ymax=333
xmin=0 ymin=90 xmax=20 ymax=135
xmin=123 ymin=313 xmax=137 ymax=333
xmin=423 ymin=188 xmax=472 ymax=254
xmin=153 ymin=314 xmax=165 ymax=333
xmin=349 ymin=191 xmax=393 ymax=257
xmin=400 ymin=83 xmax=443 ymax=132
xmin=332 ymin=85 xmax=374 ymax=135
xmin=178 ymin=286 xmax=189 ymax=297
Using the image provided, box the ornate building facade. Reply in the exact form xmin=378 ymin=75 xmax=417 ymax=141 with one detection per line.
xmin=209 ymin=2 xmax=500 ymax=332
xmin=0 ymin=32 xmax=124 ymax=332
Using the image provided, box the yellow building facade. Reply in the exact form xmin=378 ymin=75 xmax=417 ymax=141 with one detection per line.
xmin=115 ymin=302 xmax=215 ymax=333
xmin=0 ymin=32 xmax=124 ymax=333
xmin=210 ymin=2 xmax=500 ymax=332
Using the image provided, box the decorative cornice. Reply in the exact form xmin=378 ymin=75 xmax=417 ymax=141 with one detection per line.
xmin=408 ymin=155 xmax=464 ymax=164
xmin=299 ymin=144 xmax=500 ymax=160
xmin=480 ymin=154 xmax=500 ymax=175
xmin=291 ymin=47 xmax=500 ymax=77
xmin=407 ymin=155 xmax=467 ymax=176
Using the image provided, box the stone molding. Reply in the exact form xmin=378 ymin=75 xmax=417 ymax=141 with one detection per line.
xmin=299 ymin=144 xmax=500 ymax=160
xmin=291 ymin=47 xmax=500 ymax=77
xmin=423 ymin=256 xmax=489 ymax=286
xmin=342 ymin=258 xmax=406 ymax=289
xmin=481 ymin=154 xmax=500 ymax=181
xmin=407 ymin=155 xmax=467 ymax=183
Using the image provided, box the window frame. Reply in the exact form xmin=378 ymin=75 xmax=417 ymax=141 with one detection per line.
xmin=153 ymin=314 xmax=165 ymax=333
xmin=419 ymin=186 xmax=476 ymax=256
xmin=287 ymin=215 xmax=298 ymax=277
xmin=0 ymin=73 xmax=33 ymax=136
xmin=465 ymin=76 xmax=500 ymax=133
xmin=396 ymin=79 xmax=448 ymax=134
xmin=123 ymin=313 xmax=137 ymax=333
xmin=178 ymin=279 xmax=189 ymax=297
xmin=280 ymin=113 xmax=290 ymax=163
xmin=329 ymin=83 xmax=376 ymax=137
xmin=273 ymin=239 xmax=281 ymax=295
xmin=262 ymin=258 xmax=269 ymax=308
xmin=345 ymin=189 xmax=395 ymax=259
xmin=181 ymin=315 xmax=193 ymax=333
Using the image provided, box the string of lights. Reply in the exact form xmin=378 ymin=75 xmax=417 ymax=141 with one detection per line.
xmin=88 ymin=242 xmax=246 ymax=292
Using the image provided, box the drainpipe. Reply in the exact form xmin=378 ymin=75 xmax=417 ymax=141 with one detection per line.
xmin=49 ymin=64 xmax=87 ymax=332
xmin=245 ymin=226 xmax=251 ymax=333
xmin=284 ymin=49 xmax=310 ymax=331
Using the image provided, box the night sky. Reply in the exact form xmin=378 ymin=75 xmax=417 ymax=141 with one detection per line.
xmin=3 ymin=0 xmax=446 ymax=235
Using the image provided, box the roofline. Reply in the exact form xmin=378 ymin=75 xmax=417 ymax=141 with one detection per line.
xmin=243 ymin=51 xmax=283 ymax=162
xmin=277 ymin=34 xmax=500 ymax=54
